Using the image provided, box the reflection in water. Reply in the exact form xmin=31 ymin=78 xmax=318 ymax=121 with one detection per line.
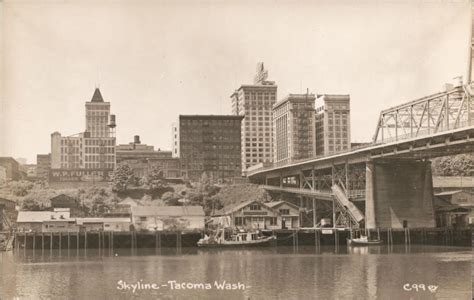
xmin=0 ymin=245 xmax=471 ymax=299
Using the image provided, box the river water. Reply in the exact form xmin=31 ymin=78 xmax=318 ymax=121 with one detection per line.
xmin=0 ymin=245 xmax=471 ymax=300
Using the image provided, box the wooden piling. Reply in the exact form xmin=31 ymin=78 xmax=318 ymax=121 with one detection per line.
xmin=50 ymin=232 xmax=53 ymax=252
xmin=24 ymin=233 xmax=27 ymax=252
xmin=85 ymin=231 xmax=87 ymax=250
xmin=41 ymin=233 xmax=44 ymax=251
xmin=67 ymin=232 xmax=70 ymax=249
xmin=59 ymin=232 xmax=62 ymax=251
xmin=76 ymin=233 xmax=79 ymax=251
xmin=377 ymin=228 xmax=380 ymax=241
xmin=33 ymin=232 xmax=36 ymax=250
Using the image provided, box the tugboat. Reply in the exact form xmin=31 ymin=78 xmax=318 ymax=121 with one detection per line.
xmin=197 ymin=228 xmax=276 ymax=248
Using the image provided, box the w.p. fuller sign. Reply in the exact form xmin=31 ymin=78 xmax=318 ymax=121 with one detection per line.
xmin=49 ymin=169 xmax=114 ymax=182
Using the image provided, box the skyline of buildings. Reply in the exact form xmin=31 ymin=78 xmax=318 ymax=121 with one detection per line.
xmin=2 ymin=63 xmax=357 ymax=183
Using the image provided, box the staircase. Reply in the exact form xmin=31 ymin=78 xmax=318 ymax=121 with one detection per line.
xmin=1 ymin=211 xmax=14 ymax=251
xmin=331 ymin=184 xmax=364 ymax=227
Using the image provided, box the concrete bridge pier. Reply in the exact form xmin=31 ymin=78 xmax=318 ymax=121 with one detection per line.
xmin=365 ymin=159 xmax=436 ymax=229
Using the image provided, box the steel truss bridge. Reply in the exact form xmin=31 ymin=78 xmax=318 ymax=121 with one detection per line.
xmin=248 ymin=84 xmax=474 ymax=229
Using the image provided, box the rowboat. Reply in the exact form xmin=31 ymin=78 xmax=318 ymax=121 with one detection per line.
xmin=347 ymin=236 xmax=383 ymax=246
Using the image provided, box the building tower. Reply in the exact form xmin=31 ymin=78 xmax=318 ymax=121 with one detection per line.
xmin=315 ymin=94 xmax=351 ymax=156
xmin=51 ymin=88 xmax=117 ymax=172
xmin=230 ymin=63 xmax=277 ymax=175
xmin=273 ymin=92 xmax=316 ymax=165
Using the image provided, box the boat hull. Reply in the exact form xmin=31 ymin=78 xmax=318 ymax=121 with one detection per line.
xmin=347 ymin=238 xmax=383 ymax=246
xmin=197 ymin=236 xmax=276 ymax=248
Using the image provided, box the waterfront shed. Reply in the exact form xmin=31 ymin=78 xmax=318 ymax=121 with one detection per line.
xmin=212 ymin=200 xmax=282 ymax=230
xmin=16 ymin=210 xmax=78 ymax=232
xmin=266 ymin=201 xmax=301 ymax=229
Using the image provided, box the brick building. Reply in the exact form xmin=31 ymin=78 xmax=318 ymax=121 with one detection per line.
xmin=116 ymin=136 xmax=181 ymax=178
xmin=178 ymin=115 xmax=243 ymax=182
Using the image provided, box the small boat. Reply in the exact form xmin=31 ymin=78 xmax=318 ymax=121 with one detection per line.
xmin=197 ymin=228 xmax=276 ymax=248
xmin=347 ymin=236 xmax=383 ymax=246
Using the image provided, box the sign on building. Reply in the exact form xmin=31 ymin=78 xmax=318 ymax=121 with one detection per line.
xmin=49 ymin=169 xmax=114 ymax=182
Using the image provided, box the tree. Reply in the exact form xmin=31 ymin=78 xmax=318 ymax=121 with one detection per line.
xmin=111 ymin=164 xmax=135 ymax=191
xmin=147 ymin=166 xmax=168 ymax=190
xmin=162 ymin=191 xmax=180 ymax=206
xmin=10 ymin=180 xmax=34 ymax=196
xmin=22 ymin=198 xmax=45 ymax=211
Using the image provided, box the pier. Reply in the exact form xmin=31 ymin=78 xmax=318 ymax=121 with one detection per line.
xmin=11 ymin=227 xmax=471 ymax=251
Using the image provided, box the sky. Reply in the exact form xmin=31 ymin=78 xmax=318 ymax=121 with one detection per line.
xmin=0 ymin=0 xmax=471 ymax=163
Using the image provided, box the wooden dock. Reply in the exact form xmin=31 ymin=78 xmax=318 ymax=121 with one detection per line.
xmin=10 ymin=227 xmax=471 ymax=251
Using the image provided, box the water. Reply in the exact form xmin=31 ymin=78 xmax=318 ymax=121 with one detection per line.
xmin=0 ymin=245 xmax=471 ymax=300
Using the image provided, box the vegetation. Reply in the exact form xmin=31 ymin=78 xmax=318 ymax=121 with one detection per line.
xmin=111 ymin=164 xmax=135 ymax=192
xmin=0 ymin=166 xmax=272 ymax=218
xmin=432 ymin=154 xmax=474 ymax=176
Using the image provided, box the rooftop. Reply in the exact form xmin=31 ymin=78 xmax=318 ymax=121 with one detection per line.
xmin=179 ymin=115 xmax=244 ymax=120
xmin=90 ymin=88 xmax=104 ymax=102
xmin=131 ymin=206 xmax=205 ymax=217
xmin=212 ymin=200 xmax=276 ymax=216
xmin=17 ymin=211 xmax=71 ymax=223
xmin=273 ymin=93 xmax=316 ymax=109
xmin=76 ymin=217 xmax=131 ymax=224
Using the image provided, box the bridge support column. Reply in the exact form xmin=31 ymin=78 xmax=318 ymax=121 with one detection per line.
xmin=365 ymin=162 xmax=376 ymax=229
xmin=367 ymin=159 xmax=435 ymax=229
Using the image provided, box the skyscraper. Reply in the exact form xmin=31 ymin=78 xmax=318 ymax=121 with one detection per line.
xmin=273 ymin=93 xmax=316 ymax=165
xmin=315 ymin=94 xmax=351 ymax=156
xmin=230 ymin=63 xmax=277 ymax=175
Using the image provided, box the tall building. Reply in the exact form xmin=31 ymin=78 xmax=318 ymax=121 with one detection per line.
xmin=230 ymin=63 xmax=277 ymax=175
xmin=50 ymin=88 xmax=117 ymax=181
xmin=315 ymin=94 xmax=351 ymax=156
xmin=116 ymin=136 xmax=181 ymax=178
xmin=178 ymin=115 xmax=243 ymax=183
xmin=171 ymin=123 xmax=180 ymax=158
xmin=273 ymin=93 xmax=316 ymax=165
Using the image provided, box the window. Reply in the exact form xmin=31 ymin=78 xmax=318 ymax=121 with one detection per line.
xmin=270 ymin=217 xmax=277 ymax=225
xmin=279 ymin=209 xmax=290 ymax=215
xmin=235 ymin=217 xmax=244 ymax=226
xmin=139 ymin=216 xmax=147 ymax=221
xmin=250 ymin=204 xmax=261 ymax=210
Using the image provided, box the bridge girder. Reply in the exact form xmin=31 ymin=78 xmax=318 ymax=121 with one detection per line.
xmin=373 ymin=85 xmax=473 ymax=144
